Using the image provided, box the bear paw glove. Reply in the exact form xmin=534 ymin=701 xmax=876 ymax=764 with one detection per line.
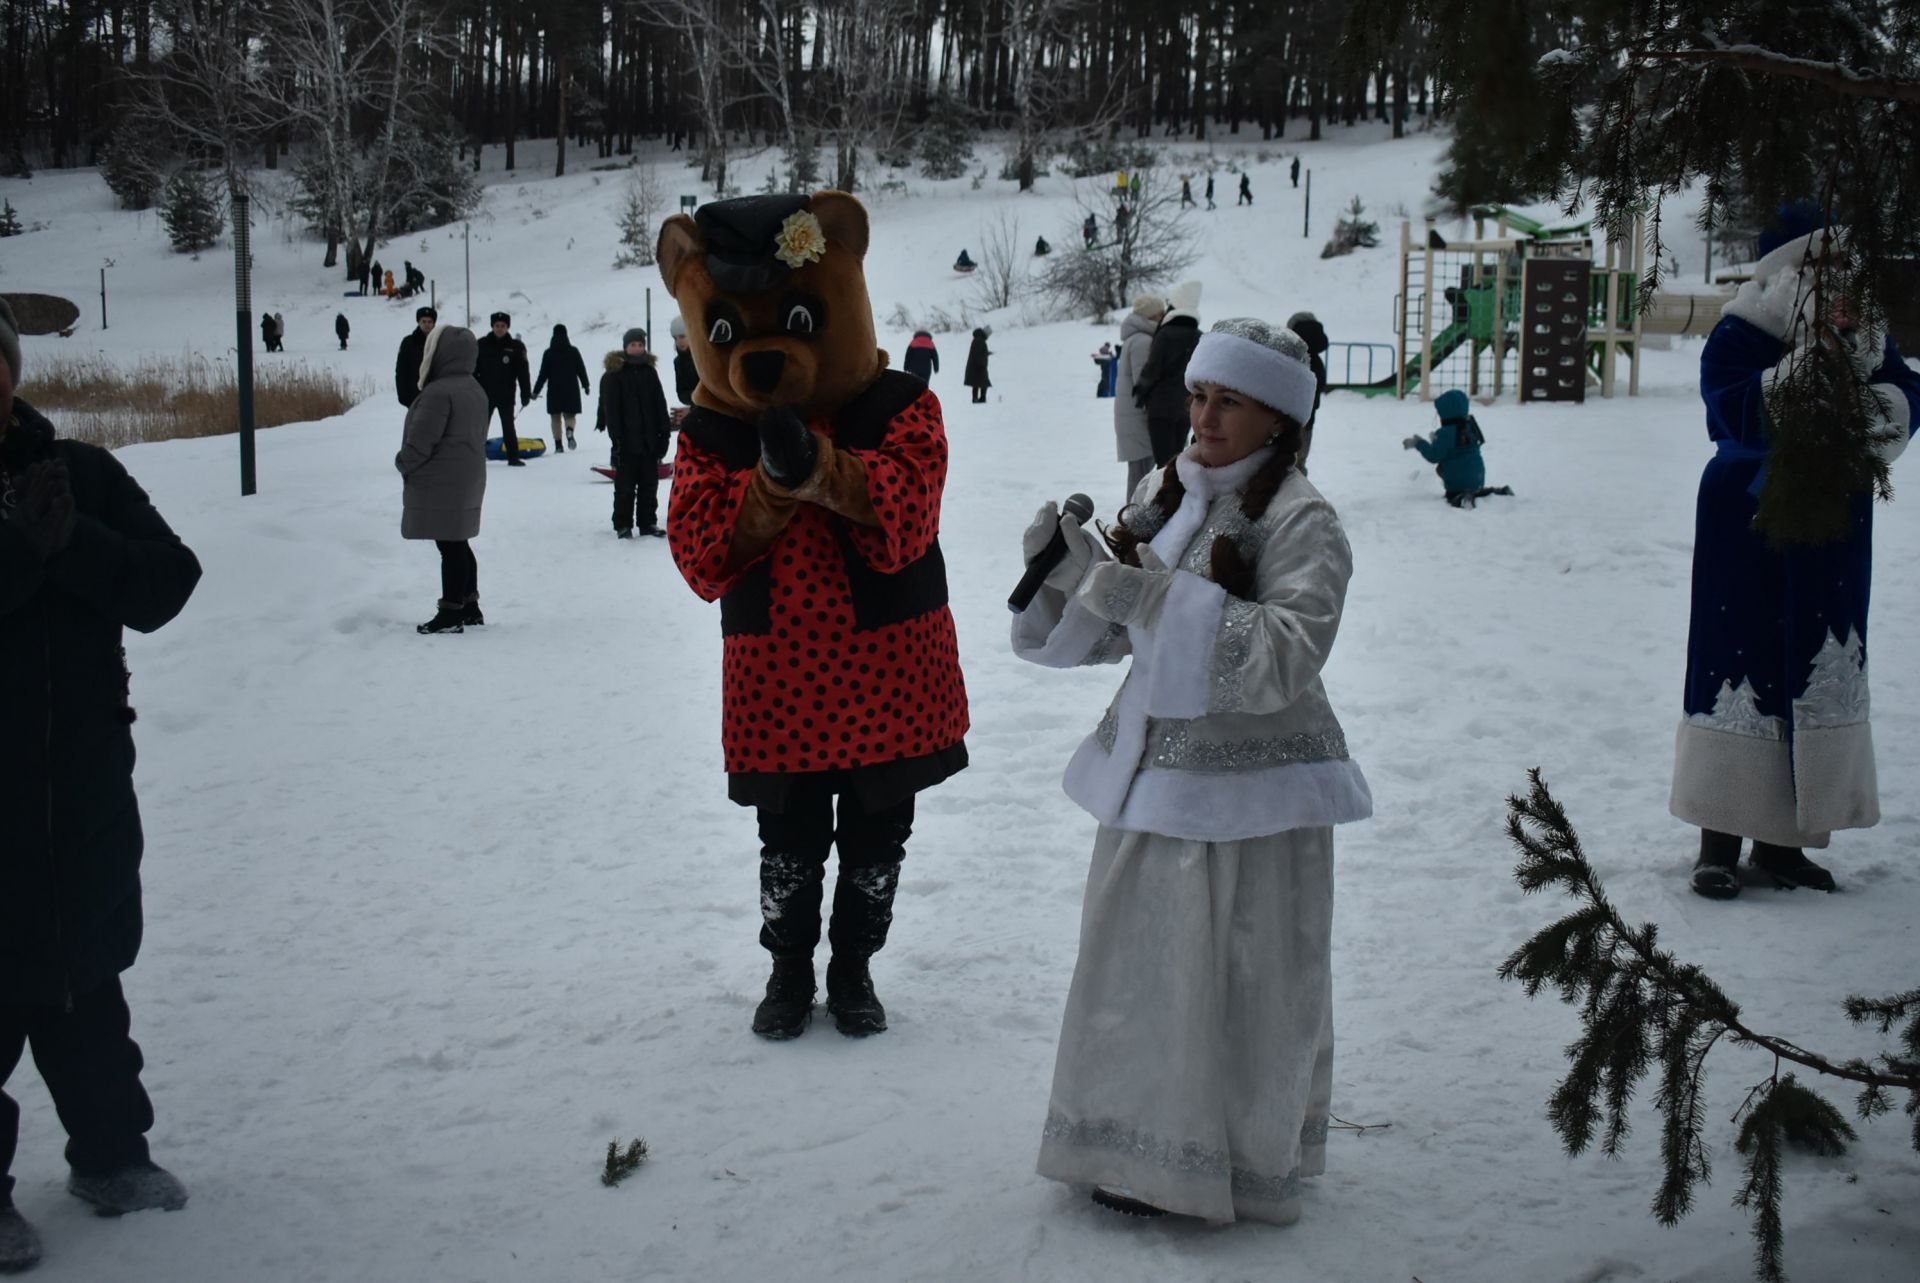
xmin=1401 ymin=436 xmax=1419 ymax=450
xmin=758 ymin=406 xmax=819 ymax=488
xmin=1020 ymin=501 xmax=1096 ymax=592
xmin=1078 ymin=551 xmax=1173 ymax=627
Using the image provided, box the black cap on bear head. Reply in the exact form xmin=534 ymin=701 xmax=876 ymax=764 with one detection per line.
xmin=694 ymin=194 xmax=812 ymax=294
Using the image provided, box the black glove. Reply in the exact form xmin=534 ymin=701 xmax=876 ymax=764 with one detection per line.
xmin=7 ymin=460 xmax=76 ymax=561
xmin=758 ymin=406 xmax=818 ymax=488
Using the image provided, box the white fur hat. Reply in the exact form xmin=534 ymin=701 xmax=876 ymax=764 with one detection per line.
xmin=1184 ymin=318 xmax=1317 ymax=425
xmin=1166 ymin=280 xmax=1203 ymax=315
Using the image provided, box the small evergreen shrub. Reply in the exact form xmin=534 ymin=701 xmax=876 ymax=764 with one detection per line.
xmin=161 ymin=169 xmax=224 ymax=253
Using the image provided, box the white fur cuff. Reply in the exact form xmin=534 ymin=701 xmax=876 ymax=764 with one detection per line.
xmin=1184 ymin=332 xmax=1318 ymax=425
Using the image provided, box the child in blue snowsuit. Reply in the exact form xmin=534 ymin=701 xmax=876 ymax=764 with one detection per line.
xmin=1404 ymin=389 xmax=1509 ymax=506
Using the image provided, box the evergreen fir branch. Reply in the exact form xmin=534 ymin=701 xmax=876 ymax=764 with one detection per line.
xmin=1501 ymin=771 xmax=1920 ymax=1281
xmin=600 ymin=1138 xmax=649 ymax=1187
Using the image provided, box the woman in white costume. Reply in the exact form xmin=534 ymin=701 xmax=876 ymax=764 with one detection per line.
xmin=1011 ymin=317 xmax=1371 ymax=1224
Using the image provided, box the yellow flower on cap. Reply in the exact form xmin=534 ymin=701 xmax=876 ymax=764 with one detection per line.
xmin=773 ymin=209 xmax=828 ymax=269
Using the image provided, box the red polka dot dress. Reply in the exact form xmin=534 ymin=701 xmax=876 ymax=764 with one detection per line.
xmin=668 ymin=374 xmax=970 ymax=792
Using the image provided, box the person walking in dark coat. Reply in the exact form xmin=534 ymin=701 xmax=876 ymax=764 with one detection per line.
xmin=259 ymin=311 xmax=276 ymax=352
xmin=1240 ymin=172 xmax=1254 ymax=205
xmin=369 ymin=259 xmax=384 ymax=296
xmin=669 ymin=315 xmax=698 ymax=425
xmin=397 ymin=324 xmax=491 ymax=633
xmin=1290 ymin=156 xmax=1301 ymax=188
xmin=530 ymin=323 xmax=591 ymax=454
xmin=356 ymin=258 xmax=370 ymax=295
xmin=394 ymin=306 xmax=436 ymax=408
xmin=0 ymin=300 xmax=201 ymax=1273
xmin=1134 ymin=280 xmax=1203 ymax=463
xmin=903 ymin=330 xmax=939 ymax=384
xmin=1180 ymin=175 xmax=1195 ymax=208
xmin=473 ymin=311 xmax=532 ymax=466
xmin=596 ymin=328 xmax=671 ymax=537
xmin=335 ymin=312 xmax=350 ymax=351
xmin=1205 ymin=174 xmax=1215 ymax=209
xmin=964 ymin=327 xmax=991 ymax=403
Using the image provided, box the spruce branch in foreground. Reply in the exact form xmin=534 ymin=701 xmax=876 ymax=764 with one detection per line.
xmin=600 ymin=1138 xmax=649 ymax=1187
xmin=1499 ymin=769 xmax=1919 ymax=1283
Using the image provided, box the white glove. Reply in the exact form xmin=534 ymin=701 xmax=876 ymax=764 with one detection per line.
xmin=1401 ymin=436 xmax=1419 ymax=450
xmin=1020 ymin=501 xmax=1096 ymax=592
xmin=1841 ymin=319 xmax=1887 ymax=384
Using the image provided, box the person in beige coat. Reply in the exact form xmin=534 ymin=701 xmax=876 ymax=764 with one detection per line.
xmin=1112 ymin=295 xmax=1163 ymax=504
xmin=396 ymin=325 xmax=489 ymax=634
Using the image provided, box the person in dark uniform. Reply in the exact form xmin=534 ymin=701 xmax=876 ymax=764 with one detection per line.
xmin=473 ymin=311 xmax=532 ymax=466
xmin=394 ymin=306 xmax=436 ymax=408
xmin=597 ymin=328 xmax=672 ymax=536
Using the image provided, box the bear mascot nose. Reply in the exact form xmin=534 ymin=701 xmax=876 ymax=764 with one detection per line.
xmin=742 ymin=349 xmax=787 ymax=394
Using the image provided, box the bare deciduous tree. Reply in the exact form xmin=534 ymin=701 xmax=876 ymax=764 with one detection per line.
xmin=970 ymin=210 xmax=1024 ymax=311
xmin=1038 ymin=170 xmax=1196 ymax=319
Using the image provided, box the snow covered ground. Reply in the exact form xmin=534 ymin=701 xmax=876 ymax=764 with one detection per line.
xmin=2 ymin=127 xmax=1916 ymax=1283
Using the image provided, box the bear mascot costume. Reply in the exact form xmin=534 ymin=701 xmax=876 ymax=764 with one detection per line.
xmin=657 ymin=192 xmax=970 ymax=1040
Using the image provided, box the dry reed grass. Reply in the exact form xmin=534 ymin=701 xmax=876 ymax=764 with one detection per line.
xmin=25 ymin=354 xmax=369 ymax=449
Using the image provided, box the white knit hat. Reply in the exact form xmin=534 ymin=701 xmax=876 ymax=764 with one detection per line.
xmin=1183 ymin=318 xmax=1317 ymax=425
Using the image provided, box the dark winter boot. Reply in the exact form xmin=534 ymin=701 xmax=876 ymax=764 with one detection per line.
xmin=460 ymin=594 xmax=485 ymax=627
xmin=1690 ymin=828 xmax=1743 ymax=900
xmin=416 ymin=600 xmax=465 ymax=635
xmin=825 ymin=956 xmax=887 ymax=1036
xmin=0 ymin=1203 xmax=42 ymax=1273
xmin=567 ymin=429 xmax=577 ymax=449
xmin=1750 ymin=842 xmax=1836 ymax=892
xmin=751 ymin=957 xmax=816 ymax=1040
xmin=67 ymin=1160 xmax=189 ymax=1216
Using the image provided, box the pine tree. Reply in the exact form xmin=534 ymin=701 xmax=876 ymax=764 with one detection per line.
xmin=613 ymin=166 xmax=661 ymax=268
xmin=917 ymin=100 xmax=975 ymax=180
xmin=0 ymin=200 xmax=22 ymax=237
xmin=161 ymin=169 xmax=225 ymax=254
xmin=1321 ymin=196 xmax=1381 ymax=259
xmin=1500 ymin=769 xmax=1920 ymax=1283
xmin=99 ymin=116 xmax=174 ymax=212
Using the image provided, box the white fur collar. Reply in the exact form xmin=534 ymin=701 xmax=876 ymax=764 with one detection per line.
xmin=1145 ymin=446 xmax=1276 ymax=566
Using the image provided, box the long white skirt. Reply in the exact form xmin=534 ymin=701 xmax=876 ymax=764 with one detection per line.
xmin=1037 ymin=824 xmax=1335 ymax=1223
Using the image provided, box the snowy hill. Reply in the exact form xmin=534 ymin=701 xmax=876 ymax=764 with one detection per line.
xmin=1 ymin=129 xmax=1915 ymax=1283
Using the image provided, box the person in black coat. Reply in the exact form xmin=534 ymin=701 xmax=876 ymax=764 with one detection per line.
xmin=335 ymin=312 xmax=350 ymax=351
xmin=596 ymin=328 xmax=671 ymax=536
xmin=0 ymin=300 xmax=201 ymax=1270
xmin=369 ymin=258 xmax=384 ymax=296
xmin=902 ymin=330 xmax=939 ymax=384
xmin=530 ymin=324 xmax=591 ymax=454
xmin=964 ymin=327 xmax=991 ymax=403
xmin=394 ymin=306 xmax=437 ymax=408
xmin=259 ymin=311 xmax=276 ymax=352
xmin=473 ymin=311 xmax=533 ymax=466
xmin=1135 ymin=288 xmax=1202 ymax=464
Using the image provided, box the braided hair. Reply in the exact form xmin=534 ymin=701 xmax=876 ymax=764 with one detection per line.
xmin=1101 ymin=412 xmax=1305 ymax=601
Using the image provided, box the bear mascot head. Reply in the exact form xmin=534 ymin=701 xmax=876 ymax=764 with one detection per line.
xmin=655 ymin=192 xmax=886 ymax=420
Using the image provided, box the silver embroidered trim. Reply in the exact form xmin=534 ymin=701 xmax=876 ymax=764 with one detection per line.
xmin=1794 ymin=627 xmax=1871 ymax=731
xmin=1175 ymin=502 xmax=1263 ymax=576
xmin=1687 ymin=677 xmax=1785 ymax=740
xmin=1100 ymin=572 xmax=1146 ymax=624
xmin=1042 ymin=1111 xmax=1304 ymax=1203
xmin=1093 ymin=713 xmax=1348 ymax=773
xmin=1209 ymin=599 xmax=1260 ymax=713
xmin=1083 ymin=621 xmax=1127 ymax=667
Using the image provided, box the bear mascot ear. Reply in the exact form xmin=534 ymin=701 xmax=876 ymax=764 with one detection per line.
xmin=809 ymin=192 xmax=869 ymax=262
xmin=657 ymin=215 xmax=704 ymax=297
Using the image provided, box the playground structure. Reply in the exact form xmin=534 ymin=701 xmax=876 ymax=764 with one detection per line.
xmin=1364 ymin=205 xmax=1735 ymax=403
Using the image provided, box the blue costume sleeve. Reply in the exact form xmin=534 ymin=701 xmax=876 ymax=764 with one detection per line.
xmin=1869 ymin=336 xmax=1920 ymax=440
xmin=1413 ymin=427 xmax=1452 ymax=465
xmin=1698 ymin=316 xmax=1783 ymax=449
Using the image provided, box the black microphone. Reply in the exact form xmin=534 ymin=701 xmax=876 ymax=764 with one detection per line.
xmin=1008 ymin=493 xmax=1096 ymax=614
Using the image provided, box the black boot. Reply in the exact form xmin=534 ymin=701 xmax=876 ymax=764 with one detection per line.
xmin=460 ymin=593 xmax=485 ymax=627
xmin=826 ymin=956 xmax=887 ymax=1036
xmin=752 ymin=957 xmax=815 ymax=1040
xmin=1750 ymin=842 xmax=1836 ymax=892
xmin=0 ymin=1203 xmax=42 ymax=1273
xmin=1690 ymin=828 xmax=1742 ymax=900
xmin=416 ymin=600 xmax=465 ymax=634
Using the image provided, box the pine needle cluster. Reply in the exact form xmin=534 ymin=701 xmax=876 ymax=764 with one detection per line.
xmin=1756 ymin=337 xmax=1899 ymax=549
xmin=600 ymin=1138 xmax=649 ymax=1187
xmin=1500 ymin=769 xmax=1920 ymax=1283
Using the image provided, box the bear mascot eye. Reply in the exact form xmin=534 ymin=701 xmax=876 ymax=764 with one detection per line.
xmin=708 ymin=316 xmax=736 ymax=345
xmin=785 ymin=304 xmax=814 ymax=334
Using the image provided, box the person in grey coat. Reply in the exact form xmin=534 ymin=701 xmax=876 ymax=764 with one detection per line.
xmin=395 ymin=325 xmax=490 ymax=634
xmin=1113 ymin=295 xmax=1163 ymax=503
